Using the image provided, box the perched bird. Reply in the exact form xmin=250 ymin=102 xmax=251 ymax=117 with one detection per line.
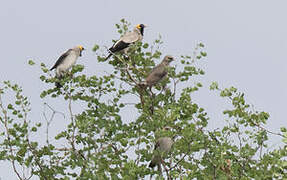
xmin=105 ymin=24 xmax=146 ymax=60
xmin=149 ymin=137 xmax=173 ymax=169
xmin=50 ymin=45 xmax=85 ymax=88
xmin=144 ymin=55 xmax=174 ymax=88
xmin=149 ymin=126 xmax=174 ymax=170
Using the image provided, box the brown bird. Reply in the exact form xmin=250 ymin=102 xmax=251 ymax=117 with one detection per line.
xmin=144 ymin=55 xmax=174 ymax=88
xmin=149 ymin=137 xmax=173 ymax=169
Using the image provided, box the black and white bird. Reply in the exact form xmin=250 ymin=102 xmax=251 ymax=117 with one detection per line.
xmin=144 ymin=55 xmax=175 ymax=88
xmin=50 ymin=45 xmax=85 ymax=88
xmin=105 ymin=24 xmax=146 ymax=60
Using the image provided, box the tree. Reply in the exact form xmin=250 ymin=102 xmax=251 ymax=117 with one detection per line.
xmin=0 ymin=19 xmax=286 ymax=179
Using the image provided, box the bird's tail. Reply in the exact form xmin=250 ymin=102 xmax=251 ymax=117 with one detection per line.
xmin=148 ymin=155 xmax=161 ymax=168
xmin=55 ymin=75 xmax=63 ymax=88
xmin=55 ymin=82 xmax=62 ymax=88
xmin=148 ymin=160 xmax=156 ymax=168
xmin=105 ymin=53 xmax=112 ymax=60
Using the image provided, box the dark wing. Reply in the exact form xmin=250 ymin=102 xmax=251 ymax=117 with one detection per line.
xmin=154 ymin=140 xmax=160 ymax=150
xmin=50 ymin=49 xmax=72 ymax=70
xmin=109 ymin=40 xmax=130 ymax=53
xmin=105 ymin=31 xmax=140 ymax=60
xmin=108 ymin=30 xmax=140 ymax=53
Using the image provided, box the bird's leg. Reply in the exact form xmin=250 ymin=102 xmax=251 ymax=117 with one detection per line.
xmin=67 ymin=71 xmax=73 ymax=78
xmin=162 ymin=84 xmax=167 ymax=92
xmin=123 ymin=48 xmax=130 ymax=60
xmin=149 ymin=86 xmax=154 ymax=97
xmin=55 ymin=71 xmax=65 ymax=88
xmin=158 ymin=84 xmax=167 ymax=95
xmin=139 ymin=91 xmax=145 ymax=107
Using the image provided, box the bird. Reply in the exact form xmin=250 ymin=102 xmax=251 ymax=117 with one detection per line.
xmin=149 ymin=126 xmax=174 ymax=170
xmin=105 ymin=24 xmax=146 ymax=60
xmin=149 ymin=137 xmax=173 ymax=169
xmin=50 ymin=45 xmax=85 ymax=88
xmin=144 ymin=55 xmax=175 ymax=88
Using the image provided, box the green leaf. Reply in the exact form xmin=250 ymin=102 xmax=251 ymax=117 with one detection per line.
xmin=31 ymin=127 xmax=37 ymax=132
xmin=210 ymin=81 xmax=219 ymax=90
xmin=93 ymin=45 xmax=99 ymax=52
xmin=199 ymin=43 xmax=205 ymax=47
xmin=28 ymin=60 xmax=35 ymax=65
xmin=280 ymin=127 xmax=287 ymax=133
xmin=7 ymin=104 xmax=13 ymax=109
xmin=200 ymin=51 xmax=207 ymax=57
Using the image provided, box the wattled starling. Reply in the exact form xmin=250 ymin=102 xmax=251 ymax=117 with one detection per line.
xmin=105 ymin=24 xmax=146 ymax=60
xmin=50 ymin=45 xmax=85 ymax=88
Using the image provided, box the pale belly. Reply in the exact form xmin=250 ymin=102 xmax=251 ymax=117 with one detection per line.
xmin=56 ymin=53 xmax=78 ymax=77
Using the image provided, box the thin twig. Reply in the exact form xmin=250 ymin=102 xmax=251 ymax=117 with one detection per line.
xmin=161 ymin=159 xmax=171 ymax=180
xmin=256 ymin=124 xmax=284 ymax=138
xmin=169 ymin=154 xmax=188 ymax=171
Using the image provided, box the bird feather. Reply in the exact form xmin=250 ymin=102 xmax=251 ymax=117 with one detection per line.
xmin=50 ymin=49 xmax=72 ymax=70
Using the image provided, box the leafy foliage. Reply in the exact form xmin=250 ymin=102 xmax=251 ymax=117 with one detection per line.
xmin=0 ymin=19 xmax=286 ymax=179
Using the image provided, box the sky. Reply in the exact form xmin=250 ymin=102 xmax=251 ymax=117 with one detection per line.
xmin=0 ymin=0 xmax=287 ymax=179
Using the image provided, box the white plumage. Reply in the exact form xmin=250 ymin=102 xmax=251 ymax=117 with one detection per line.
xmin=55 ymin=51 xmax=78 ymax=78
xmin=50 ymin=45 xmax=84 ymax=88
xmin=105 ymin=24 xmax=146 ymax=60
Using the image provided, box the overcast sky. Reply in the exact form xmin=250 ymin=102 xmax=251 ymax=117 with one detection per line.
xmin=1 ymin=0 xmax=287 ymax=179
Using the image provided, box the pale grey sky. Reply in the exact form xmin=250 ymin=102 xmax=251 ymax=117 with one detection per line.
xmin=0 ymin=0 xmax=287 ymax=179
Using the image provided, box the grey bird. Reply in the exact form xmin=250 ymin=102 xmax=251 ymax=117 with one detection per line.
xmin=149 ymin=137 xmax=173 ymax=169
xmin=144 ymin=55 xmax=174 ymax=88
xmin=50 ymin=45 xmax=85 ymax=88
xmin=105 ymin=24 xmax=146 ymax=60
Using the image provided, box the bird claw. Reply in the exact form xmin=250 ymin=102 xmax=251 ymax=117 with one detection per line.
xmin=67 ymin=72 xmax=73 ymax=78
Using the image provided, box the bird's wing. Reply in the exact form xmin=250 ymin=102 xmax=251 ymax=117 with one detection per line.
xmin=152 ymin=65 xmax=167 ymax=78
xmin=120 ymin=31 xmax=140 ymax=43
xmin=109 ymin=40 xmax=130 ymax=53
xmin=154 ymin=140 xmax=160 ymax=150
xmin=108 ymin=31 xmax=140 ymax=54
xmin=50 ymin=49 xmax=72 ymax=70
xmin=148 ymin=65 xmax=167 ymax=80
xmin=145 ymin=65 xmax=168 ymax=86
